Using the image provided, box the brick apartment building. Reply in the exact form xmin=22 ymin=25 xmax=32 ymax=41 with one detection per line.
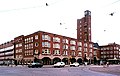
xmin=0 ymin=40 xmax=14 ymax=65
xmin=0 ymin=10 xmax=94 ymax=65
xmin=13 ymin=31 xmax=93 ymax=65
xmin=99 ymin=43 xmax=120 ymax=64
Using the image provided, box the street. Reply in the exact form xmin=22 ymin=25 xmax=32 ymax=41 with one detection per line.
xmin=0 ymin=65 xmax=118 ymax=76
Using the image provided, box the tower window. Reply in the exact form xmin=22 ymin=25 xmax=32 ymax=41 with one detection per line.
xmin=80 ymin=21 xmax=81 ymax=23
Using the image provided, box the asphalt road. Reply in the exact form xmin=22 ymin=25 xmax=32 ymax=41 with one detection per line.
xmin=0 ymin=65 xmax=118 ymax=76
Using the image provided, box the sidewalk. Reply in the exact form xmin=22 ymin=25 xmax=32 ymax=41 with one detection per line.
xmin=89 ymin=65 xmax=120 ymax=76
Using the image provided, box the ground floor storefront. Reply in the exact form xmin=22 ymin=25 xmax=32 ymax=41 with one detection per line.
xmin=15 ymin=56 xmax=84 ymax=65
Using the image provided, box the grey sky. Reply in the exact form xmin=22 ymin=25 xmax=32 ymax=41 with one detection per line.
xmin=0 ymin=0 xmax=120 ymax=45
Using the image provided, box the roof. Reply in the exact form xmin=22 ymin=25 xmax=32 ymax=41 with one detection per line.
xmin=93 ymin=43 xmax=99 ymax=48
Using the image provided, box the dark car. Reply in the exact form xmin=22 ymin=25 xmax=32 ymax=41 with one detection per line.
xmin=28 ymin=62 xmax=43 ymax=68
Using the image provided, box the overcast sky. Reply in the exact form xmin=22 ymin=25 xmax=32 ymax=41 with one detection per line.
xmin=0 ymin=0 xmax=120 ymax=45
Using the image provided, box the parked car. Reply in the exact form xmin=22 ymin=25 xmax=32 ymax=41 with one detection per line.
xmin=70 ymin=62 xmax=79 ymax=67
xmin=28 ymin=62 xmax=43 ymax=68
xmin=53 ymin=62 xmax=65 ymax=68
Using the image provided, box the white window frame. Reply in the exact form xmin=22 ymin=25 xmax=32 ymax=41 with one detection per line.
xmin=35 ymin=35 xmax=38 ymax=39
xmin=53 ymin=43 xmax=60 ymax=48
xmin=70 ymin=40 xmax=76 ymax=45
xmin=53 ymin=50 xmax=60 ymax=55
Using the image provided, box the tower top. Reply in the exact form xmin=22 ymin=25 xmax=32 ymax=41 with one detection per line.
xmin=84 ymin=10 xmax=91 ymax=16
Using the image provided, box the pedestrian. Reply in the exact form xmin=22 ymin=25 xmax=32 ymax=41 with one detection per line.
xmin=106 ymin=62 xmax=109 ymax=67
xmin=100 ymin=60 xmax=102 ymax=65
xmin=103 ymin=62 xmax=106 ymax=68
xmin=84 ymin=62 xmax=87 ymax=66
xmin=14 ymin=60 xmax=17 ymax=66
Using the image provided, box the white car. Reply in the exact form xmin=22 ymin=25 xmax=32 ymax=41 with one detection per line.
xmin=53 ymin=62 xmax=65 ymax=68
xmin=70 ymin=62 xmax=79 ymax=67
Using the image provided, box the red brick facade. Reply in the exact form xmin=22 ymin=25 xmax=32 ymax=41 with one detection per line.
xmin=12 ymin=31 xmax=94 ymax=64
xmin=99 ymin=43 xmax=120 ymax=60
xmin=0 ymin=10 xmax=94 ymax=65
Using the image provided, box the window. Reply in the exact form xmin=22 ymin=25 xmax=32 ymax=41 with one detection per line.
xmin=53 ymin=43 xmax=60 ymax=48
xmin=70 ymin=46 xmax=75 ymax=50
xmin=78 ymin=47 xmax=82 ymax=51
xmin=84 ymin=43 xmax=87 ymax=47
xmin=104 ymin=48 xmax=106 ymax=50
xmin=110 ymin=47 xmax=113 ymax=50
xmin=79 ymin=37 xmax=82 ymax=40
xmin=107 ymin=51 xmax=109 ymax=54
xmin=104 ymin=52 xmax=106 ymax=54
xmin=106 ymin=47 xmax=108 ymax=50
xmin=101 ymin=56 xmax=103 ymax=58
xmin=110 ymin=55 xmax=113 ymax=58
xmin=26 ymin=50 xmax=33 ymax=55
xmin=16 ymin=55 xmax=19 ymax=58
xmin=42 ymin=42 xmax=50 ymax=48
xmin=89 ymin=33 xmax=91 ymax=36
xmin=26 ymin=38 xmax=28 ymax=43
xmin=35 ymin=42 xmax=39 ymax=47
xmin=94 ymin=51 xmax=97 ymax=55
xmin=16 ymin=44 xmax=18 ymax=48
xmin=79 ymin=20 xmax=81 ymax=23
xmin=31 ymin=37 xmax=33 ymax=42
xmin=63 ymin=51 xmax=68 ymax=55
xmin=80 ymin=28 xmax=82 ymax=31
xmin=26 ymin=45 xmax=28 ymax=49
xmin=42 ymin=49 xmax=50 ymax=54
xmin=53 ymin=50 xmax=60 ymax=55
xmin=79 ymin=25 xmax=82 ymax=27
xmin=78 ymin=42 xmax=82 ymax=46
xmin=63 ymin=45 xmax=68 ymax=49
xmin=34 ymin=50 xmax=39 ymax=55
xmin=16 ymin=50 xmax=18 ymax=53
xmin=25 ymin=39 xmax=27 ymax=43
xmin=70 ymin=40 xmax=76 ymax=45
xmin=84 ymin=39 xmax=87 ymax=41
xmin=15 ymin=43 xmax=22 ymax=47
xmin=62 ymin=39 xmax=68 ymax=44
xmin=84 ymin=48 xmax=88 ymax=52
xmin=89 ymin=53 xmax=92 ymax=58
xmin=110 ymin=51 xmax=113 ymax=54
xmin=30 ymin=43 xmax=33 ymax=49
xmin=71 ymin=51 xmax=75 ymax=56
xmin=89 ymin=44 xmax=92 ymax=48
xmin=101 ymin=52 xmax=103 ymax=54
xmin=19 ymin=43 xmax=22 ymax=47
xmin=19 ymin=49 xmax=22 ymax=52
xmin=53 ymin=37 xmax=60 ymax=42
xmin=25 ymin=51 xmax=27 ymax=56
xmin=116 ymin=47 xmax=119 ymax=50
xmin=78 ymin=52 xmax=82 ymax=56
xmin=89 ymin=49 xmax=92 ymax=52
xmin=25 ymin=45 xmax=27 ymax=49
xmin=101 ymin=48 xmax=103 ymax=50
xmin=35 ymin=35 xmax=38 ymax=39
xmin=19 ymin=55 xmax=23 ymax=58
xmin=104 ymin=55 xmax=106 ymax=58
xmin=29 ymin=38 xmax=31 ymax=42
xmin=42 ymin=35 xmax=51 ymax=41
